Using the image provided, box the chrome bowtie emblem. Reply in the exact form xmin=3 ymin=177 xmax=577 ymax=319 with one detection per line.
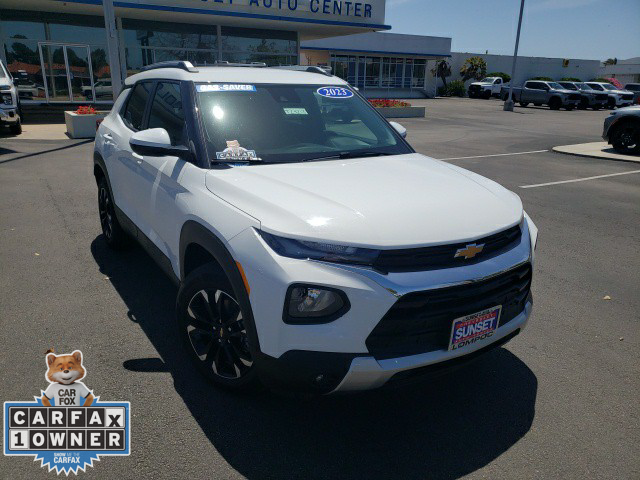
xmin=455 ymin=243 xmax=485 ymax=259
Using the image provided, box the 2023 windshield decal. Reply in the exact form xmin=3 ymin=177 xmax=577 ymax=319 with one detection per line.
xmin=317 ymin=86 xmax=354 ymax=99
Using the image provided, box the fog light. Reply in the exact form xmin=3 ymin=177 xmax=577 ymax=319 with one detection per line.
xmin=284 ymin=284 xmax=349 ymax=324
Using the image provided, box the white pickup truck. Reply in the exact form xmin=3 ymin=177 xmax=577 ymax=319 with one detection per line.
xmin=468 ymin=77 xmax=508 ymax=99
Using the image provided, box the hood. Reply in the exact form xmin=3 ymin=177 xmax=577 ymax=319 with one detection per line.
xmin=611 ymin=89 xmax=632 ymax=95
xmin=205 ymin=153 xmax=523 ymax=248
xmin=471 ymin=81 xmax=493 ymax=86
xmin=552 ymin=88 xmax=576 ymax=94
xmin=615 ymin=105 xmax=640 ymax=113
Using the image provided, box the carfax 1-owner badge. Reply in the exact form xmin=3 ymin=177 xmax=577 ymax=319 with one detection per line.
xmin=4 ymin=350 xmax=130 ymax=475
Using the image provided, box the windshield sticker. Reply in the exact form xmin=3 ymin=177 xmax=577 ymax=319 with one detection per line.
xmin=317 ymin=86 xmax=354 ymax=99
xmin=216 ymin=140 xmax=261 ymax=163
xmin=283 ymin=107 xmax=308 ymax=115
xmin=197 ymin=84 xmax=256 ymax=93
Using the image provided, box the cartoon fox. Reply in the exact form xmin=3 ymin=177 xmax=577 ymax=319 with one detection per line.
xmin=41 ymin=350 xmax=94 ymax=407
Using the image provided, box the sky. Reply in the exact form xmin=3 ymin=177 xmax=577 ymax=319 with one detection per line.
xmin=385 ymin=0 xmax=640 ymax=61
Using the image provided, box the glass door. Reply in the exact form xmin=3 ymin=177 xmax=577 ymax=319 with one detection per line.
xmin=39 ymin=43 xmax=95 ymax=103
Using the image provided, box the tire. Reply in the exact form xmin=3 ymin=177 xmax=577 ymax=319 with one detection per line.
xmin=578 ymin=99 xmax=588 ymax=110
xmin=610 ymin=120 xmax=640 ymax=155
xmin=607 ymin=98 xmax=616 ymax=109
xmin=549 ymin=97 xmax=561 ymax=110
xmin=565 ymin=105 xmax=574 ymax=111
xmin=519 ymin=102 xmax=529 ymax=107
xmin=483 ymin=90 xmax=492 ymax=99
xmin=469 ymin=92 xmax=476 ymax=99
xmin=97 ymin=177 xmax=130 ymax=249
xmin=9 ymin=121 xmax=22 ymax=135
xmin=592 ymin=105 xmax=600 ymax=111
xmin=176 ymin=264 xmax=260 ymax=391
xmin=534 ymin=103 xmax=542 ymax=107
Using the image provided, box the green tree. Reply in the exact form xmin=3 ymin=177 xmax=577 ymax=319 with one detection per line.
xmin=460 ymin=56 xmax=487 ymax=82
xmin=430 ymin=59 xmax=451 ymax=88
xmin=603 ymin=58 xmax=617 ymax=66
xmin=487 ymin=71 xmax=511 ymax=83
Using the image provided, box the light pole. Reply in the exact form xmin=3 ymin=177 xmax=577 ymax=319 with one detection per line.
xmin=504 ymin=0 xmax=525 ymax=111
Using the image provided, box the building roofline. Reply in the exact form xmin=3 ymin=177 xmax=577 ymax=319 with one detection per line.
xmin=53 ymin=0 xmax=393 ymax=30
xmin=301 ymin=46 xmax=451 ymax=58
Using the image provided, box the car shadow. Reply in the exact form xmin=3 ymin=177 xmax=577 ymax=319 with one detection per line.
xmin=91 ymin=235 xmax=537 ymax=480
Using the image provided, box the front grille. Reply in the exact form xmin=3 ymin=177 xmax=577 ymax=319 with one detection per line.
xmin=596 ymin=94 xmax=608 ymax=101
xmin=373 ymin=225 xmax=521 ymax=273
xmin=469 ymin=85 xmax=481 ymax=92
xmin=569 ymin=93 xmax=581 ymax=101
xmin=622 ymin=94 xmax=633 ymax=101
xmin=365 ymin=263 xmax=532 ymax=360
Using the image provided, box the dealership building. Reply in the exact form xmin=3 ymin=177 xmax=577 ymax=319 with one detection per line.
xmin=0 ymin=0 xmax=455 ymax=104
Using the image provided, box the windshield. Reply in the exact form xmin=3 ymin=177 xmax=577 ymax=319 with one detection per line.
xmin=479 ymin=77 xmax=495 ymax=83
xmin=196 ymin=83 xmax=411 ymax=165
xmin=626 ymin=84 xmax=640 ymax=91
xmin=548 ymin=82 xmax=564 ymax=90
xmin=587 ymin=83 xmax=604 ymax=91
xmin=575 ymin=83 xmax=590 ymax=90
xmin=602 ymin=84 xmax=617 ymax=91
xmin=559 ymin=82 xmax=577 ymax=90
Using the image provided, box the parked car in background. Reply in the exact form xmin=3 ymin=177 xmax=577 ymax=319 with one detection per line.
xmin=558 ymin=81 xmax=608 ymax=110
xmin=624 ymin=83 xmax=640 ymax=104
xmin=82 ymin=79 xmax=113 ymax=100
xmin=13 ymin=70 xmax=41 ymax=100
xmin=586 ymin=82 xmax=634 ymax=109
xmin=502 ymin=80 xmax=581 ymax=110
xmin=468 ymin=77 xmax=507 ymax=99
xmin=0 ymin=59 xmax=21 ymax=134
xmin=603 ymin=106 xmax=640 ymax=155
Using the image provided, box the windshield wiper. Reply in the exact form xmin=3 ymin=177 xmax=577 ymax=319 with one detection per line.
xmin=303 ymin=151 xmax=394 ymax=162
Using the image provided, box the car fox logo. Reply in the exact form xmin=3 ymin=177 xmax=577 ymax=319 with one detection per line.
xmin=3 ymin=349 xmax=130 ymax=475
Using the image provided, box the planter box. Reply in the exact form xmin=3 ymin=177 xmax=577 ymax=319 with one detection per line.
xmin=65 ymin=111 xmax=108 ymax=139
xmin=375 ymin=106 xmax=425 ymax=118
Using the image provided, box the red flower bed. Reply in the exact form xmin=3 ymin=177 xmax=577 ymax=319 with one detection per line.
xmin=75 ymin=105 xmax=97 ymax=115
xmin=369 ymin=99 xmax=411 ymax=108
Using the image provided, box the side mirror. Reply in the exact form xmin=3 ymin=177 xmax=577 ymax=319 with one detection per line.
xmin=129 ymin=128 xmax=190 ymax=158
xmin=389 ymin=121 xmax=407 ymax=139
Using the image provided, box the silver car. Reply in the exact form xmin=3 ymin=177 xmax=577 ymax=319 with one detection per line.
xmin=586 ymin=82 xmax=634 ymax=109
xmin=603 ymin=106 xmax=640 ymax=155
xmin=558 ymin=82 xmax=608 ymax=110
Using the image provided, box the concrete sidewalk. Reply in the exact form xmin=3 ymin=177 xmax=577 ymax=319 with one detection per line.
xmin=553 ymin=141 xmax=640 ymax=163
xmin=1 ymin=123 xmax=70 ymax=141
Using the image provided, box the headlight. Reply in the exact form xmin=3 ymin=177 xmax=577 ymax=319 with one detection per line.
xmin=284 ymin=284 xmax=349 ymax=324
xmin=258 ymin=230 xmax=380 ymax=266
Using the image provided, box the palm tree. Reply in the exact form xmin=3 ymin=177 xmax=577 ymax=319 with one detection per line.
xmin=431 ymin=59 xmax=451 ymax=88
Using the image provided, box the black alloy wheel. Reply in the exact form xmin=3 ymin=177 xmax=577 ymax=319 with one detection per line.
xmin=611 ymin=121 xmax=640 ymax=155
xmin=97 ymin=177 xmax=128 ymax=249
xmin=177 ymin=264 xmax=259 ymax=390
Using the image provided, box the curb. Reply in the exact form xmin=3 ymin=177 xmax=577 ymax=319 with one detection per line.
xmin=552 ymin=142 xmax=640 ymax=164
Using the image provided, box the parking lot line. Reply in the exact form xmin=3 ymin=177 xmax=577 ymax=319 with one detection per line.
xmin=520 ymin=169 xmax=640 ymax=189
xmin=438 ymin=150 xmax=549 ymax=161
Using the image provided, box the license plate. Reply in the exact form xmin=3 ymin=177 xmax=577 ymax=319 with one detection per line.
xmin=448 ymin=305 xmax=502 ymax=351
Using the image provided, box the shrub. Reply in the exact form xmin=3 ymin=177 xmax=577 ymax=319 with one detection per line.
xmin=460 ymin=57 xmax=487 ymax=82
xmin=560 ymin=77 xmax=581 ymax=82
xmin=446 ymin=80 xmax=466 ymax=97
xmin=487 ymin=72 xmax=511 ymax=83
xmin=531 ymin=76 xmax=553 ymax=81
xmin=369 ymin=99 xmax=411 ymax=108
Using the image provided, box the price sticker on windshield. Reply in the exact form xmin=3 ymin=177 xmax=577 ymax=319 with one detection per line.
xmin=317 ymin=86 xmax=354 ymax=99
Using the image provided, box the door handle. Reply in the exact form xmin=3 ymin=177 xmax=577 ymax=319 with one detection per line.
xmin=102 ymin=133 xmax=113 ymax=143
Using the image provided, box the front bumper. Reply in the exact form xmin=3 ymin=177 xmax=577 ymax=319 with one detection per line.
xmin=333 ymin=299 xmax=531 ymax=392
xmin=227 ymin=218 xmax=536 ymax=393
xmin=0 ymin=107 xmax=20 ymax=124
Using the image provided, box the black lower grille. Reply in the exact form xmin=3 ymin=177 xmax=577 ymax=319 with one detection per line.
xmin=569 ymin=93 xmax=581 ymax=101
xmin=365 ymin=263 xmax=532 ymax=360
xmin=469 ymin=85 xmax=481 ymax=92
xmin=622 ymin=94 xmax=633 ymax=101
xmin=373 ymin=225 xmax=522 ymax=273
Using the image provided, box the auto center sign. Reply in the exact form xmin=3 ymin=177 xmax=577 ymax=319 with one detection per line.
xmin=144 ymin=0 xmax=387 ymax=26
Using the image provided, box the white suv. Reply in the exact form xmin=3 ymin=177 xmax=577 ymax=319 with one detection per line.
xmin=94 ymin=61 xmax=538 ymax=393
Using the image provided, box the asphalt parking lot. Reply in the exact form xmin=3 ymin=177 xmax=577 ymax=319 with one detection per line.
xmin=1 ymin=97 xmax=639 ymax=479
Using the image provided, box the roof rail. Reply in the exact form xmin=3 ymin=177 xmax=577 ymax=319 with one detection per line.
xmin=141 ymin=61 xmax=198 ymax=73
xmin=272 ymin=65 xmax=333 ymax=77
xmin=213 ymin=61 xmax=267 ymax=68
